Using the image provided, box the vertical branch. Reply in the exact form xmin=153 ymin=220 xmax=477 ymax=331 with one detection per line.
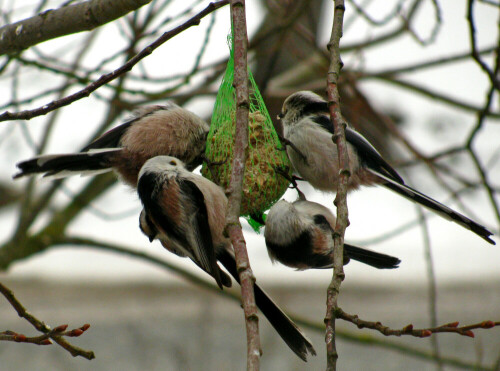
xmin=225 ymin=1 xmax=261 ymax=369
xmin=467 ymin=0 xmax=500 ymax=91
xmin=325 ymin=1 xmax=349 ymax=370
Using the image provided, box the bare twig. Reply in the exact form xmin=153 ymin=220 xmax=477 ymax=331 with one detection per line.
xmin=0 ymin=0 xmax=229 ymax=123
xmin=297 ymin=316 xmax=494 ymax=371
xmin=404 ymin=0 xmax=442 ymax=46
xmin=364 ymin=46 xmax=497 ymax=77
xmin=467 ymin=0 xmax=500 ymax=91
xmin=225 ymin=1 xmax=261 ymax=369
xmin=1 ymin=324 xmax=91 ymax=345
xmin=339 ymin=0 xmax=425 ymax=53
xmin=325 ymin=1 xmax=349 ymax=370
xmin=361 ymin=73 xmax=500 ymax=118
xmin=336 ymin=307 xmax=500 ymax=338
xmin=347 ymin=0 xmax=404 ymax=26
xmin=466 ymin=36 xmax=500 ymax=229
xmin=0 ymin=282 xmax=94 ymax=359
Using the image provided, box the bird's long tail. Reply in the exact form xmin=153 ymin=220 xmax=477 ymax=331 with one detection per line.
xmin=217 ymin=249 xmax=316 ymax=362
xmin=368 ymin=169 xmax=495 ymax=245
xmin=345 ymin=244 xmax=400 ymax=269
xmin=13 ymin=148 xmax=122 ymax=179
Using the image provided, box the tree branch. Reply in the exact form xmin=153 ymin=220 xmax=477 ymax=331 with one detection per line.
xmin=0 ymin=282 xmax=94 ymax=359
xmin=0 ymin=0 xmax=229 ymax=123
xmin=296 ymin=316 xmax=494 ymax=371
xmin=0 ymin=0 xmax=152 ymax=55
xmin=336 ymin=307 xmax=500 ymax=338
xmin=360 ymin=73 xmax=500 ymax=118
xmin=225 ymin=1 xmax=261 ymax=369
xmin=467 ymin=0 xmax=500 ymax=91
xmin=325 ymin=1 xmax=349 ymax=370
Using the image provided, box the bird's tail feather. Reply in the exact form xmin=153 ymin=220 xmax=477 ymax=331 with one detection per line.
xmin=13 ymin=148 xmax=122 ymax=179
xmin=345 ymin=244 xmax=400 ymax=269
xmin=217 ymin=249 xmax=316 ymax=362
xmin=368 ymin=169 xmax=495 ymax=245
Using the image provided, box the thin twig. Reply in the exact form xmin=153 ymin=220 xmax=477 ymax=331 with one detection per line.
xmin=466 ymin=33 xmax=500 ymax=229
xmin=296 ymin=316 xmax=494 ymax=371
xmin=364 ymin=46 xmax=497 ymax=77
xmin=336 ymin=307 xmax=500 ymax=338
xmin=347 ymin=0 xmax=403 ymax=26
xmin=361 ymin=73 xmax=500 ymax=118
xmin=325 ymin=1 xmax=349 ymax=370
xmin=404 ymin=0 xmax=442 ymax=46
xmin=0 ymin=282 xmax=94 ymax=359
xmin=467 ymin=0 xmax=500 ymax=91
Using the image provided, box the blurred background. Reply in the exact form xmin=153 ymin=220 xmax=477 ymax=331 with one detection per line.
xmin=0 ymin=0 xmax=499 ymax=369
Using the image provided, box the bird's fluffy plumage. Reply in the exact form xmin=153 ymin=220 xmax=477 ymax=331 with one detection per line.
xmin=14 ymin=103 xmax=210 ymax=186
xmin=279 ymin=91 xmax=495 ymax=245
xmin=137 ymin=156 xmax=316 ymax=362
xmin=265 ymin=199 xmax=401 ymax=270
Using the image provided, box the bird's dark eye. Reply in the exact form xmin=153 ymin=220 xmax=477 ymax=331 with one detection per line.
xmin=169 ymin=161 xmax=176 ymax=165
xmin=277 ymin=112 xmax=284 ymax=120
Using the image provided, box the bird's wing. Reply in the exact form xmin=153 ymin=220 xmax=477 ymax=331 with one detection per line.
xmin=82 ymin=106 xmax=175 ymax=151
xmin=176 ymin=179 xmax=220 ymax=276
xmin=345 ymin=127 xmax=404 ymax=183
xmin=310 ymin=114 xmax=403 ymax=183
xmin=81 ymin=120 xmax=136 ymax=152
xmin=138 ymin=171 xmax=231 ymax=287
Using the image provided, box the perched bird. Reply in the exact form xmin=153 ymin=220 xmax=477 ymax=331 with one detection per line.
xmin=137 ymin=155 xmax=316 ymax=361
xmin=265 ymin=198 xmax=401 ymax=270
xmin=279 ymin=91 xmax=495 ymax=245
xmin=13 ymin=103 xmax=210 ymax=186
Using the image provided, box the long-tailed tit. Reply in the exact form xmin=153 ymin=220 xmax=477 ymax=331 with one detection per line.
xmin=13 ymin=103 xmax=209 ymax=187
xmin=137 ymin=156 xmax=316 ymax=361
xmin=265 ymin=199 xmax=401 ymax=269
xmin=279 ymin=91 xmax=495 ymax=245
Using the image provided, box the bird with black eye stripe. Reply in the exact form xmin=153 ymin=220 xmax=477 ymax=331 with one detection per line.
xmin=136 ymin=155 xmax=316 ymax=362
xmin=265 ymin=197 xmax=401 ymax=270
xmin=278 ymin=91 xmax=495 ymax=245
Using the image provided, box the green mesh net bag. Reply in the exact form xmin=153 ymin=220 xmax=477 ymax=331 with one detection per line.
xmin=201 ymin=37 xmax=292 ymax=221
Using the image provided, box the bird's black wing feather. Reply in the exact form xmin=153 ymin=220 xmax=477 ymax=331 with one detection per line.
xmin=81 ymin=120 xmax=137 ymax=152
xmin=82 ymin=106 xmax=172 ymax=151
xmin=345 ymin=127 xmax=404 ymax=183
xmin=310 ymin=115 xmax=403 ymax=183
xmin=138 ymin=173 xmax=231 ymax=288
xmin=178 ymin=179 xmax=223 ymax=282
xmin=311 ymin=114 xmax=334 ymax=134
